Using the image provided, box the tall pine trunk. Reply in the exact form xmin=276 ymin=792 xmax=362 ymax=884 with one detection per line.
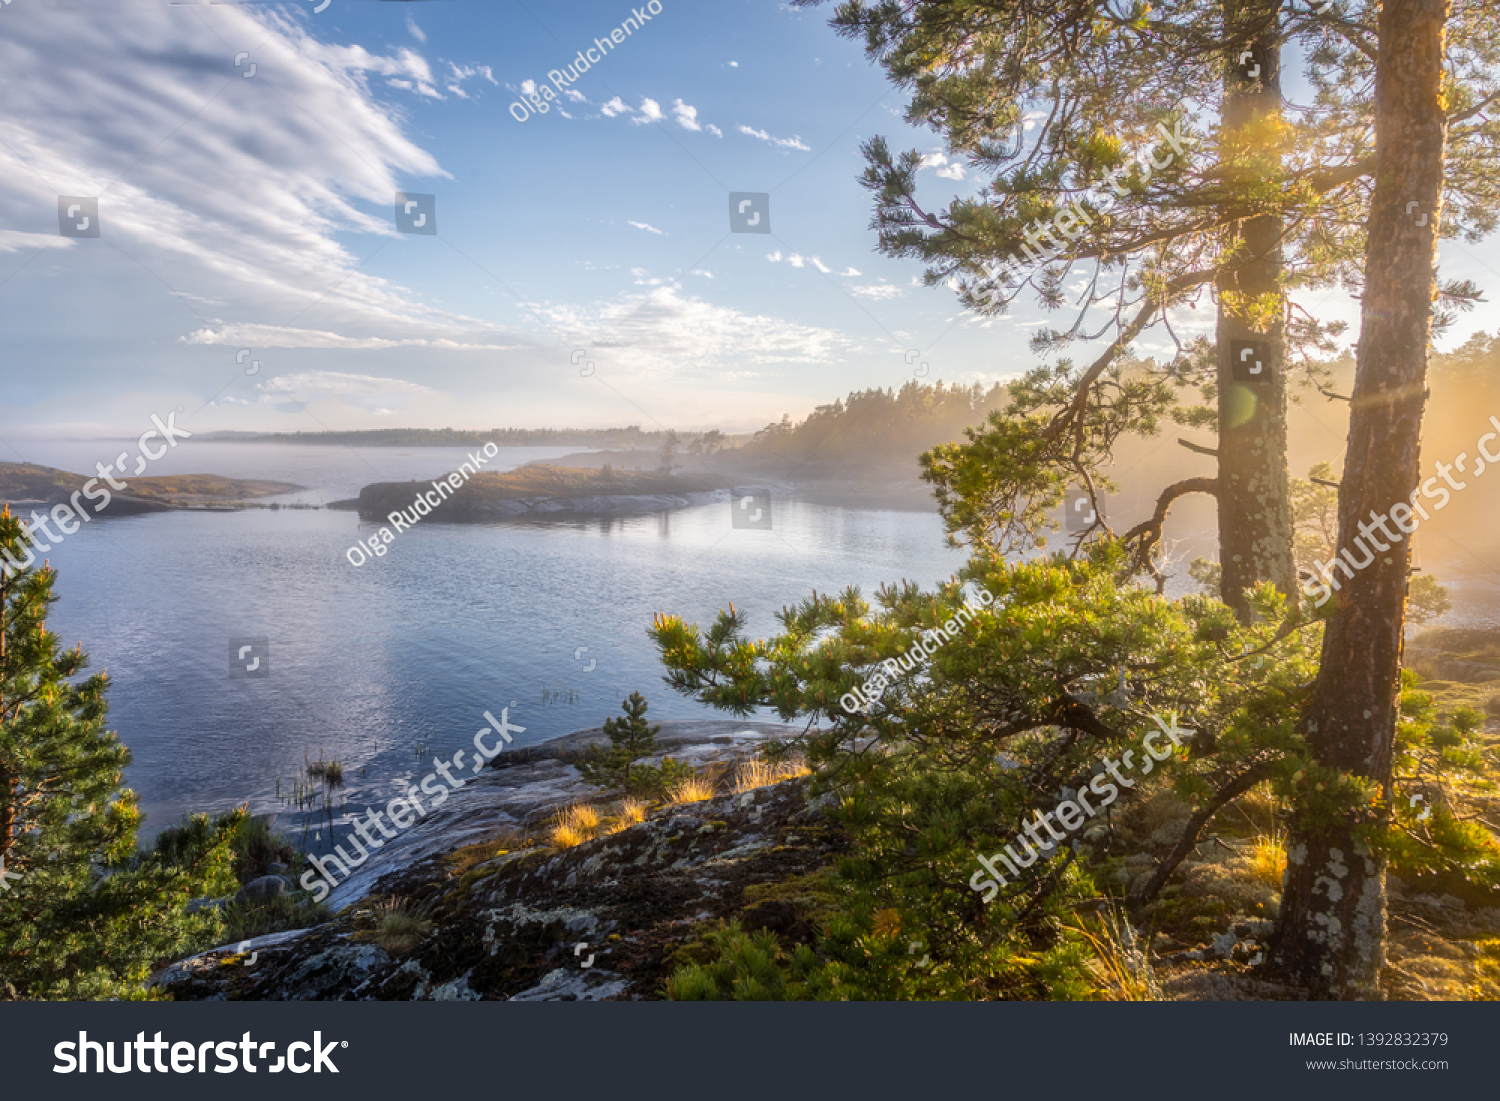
xmin=1216 ymin=0 xmax=1296 ymax=622
xmin=1268 ymin=0 xmax=1450 ymax=999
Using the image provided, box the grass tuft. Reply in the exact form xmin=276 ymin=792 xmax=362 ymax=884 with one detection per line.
xmin=670 ymin=773 xmax=716 ymax=805
xmin=550 ymin=804 xmax=604 ymax=848
xmin=1249 ymin=829 xmax=1288 ymax=889
xmin=732 ymin=754 xmax=811 ymax=794
xmin=366 ymin=896 xmax=432 ymax=955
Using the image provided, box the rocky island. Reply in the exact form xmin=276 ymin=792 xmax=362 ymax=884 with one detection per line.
xmin=0 ymin=461 xmax=300 ymax=514
xmin=348 ymin=463 xmax=750 ymax=522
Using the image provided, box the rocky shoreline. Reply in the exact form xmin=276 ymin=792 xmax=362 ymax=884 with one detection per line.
xmin=153 ymin=719 xmax=838 ymax=1001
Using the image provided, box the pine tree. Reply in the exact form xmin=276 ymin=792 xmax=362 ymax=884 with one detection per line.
xmin=800 ymin=0 xmax=1496 ymax=615
xmin=578 ymin=691 xmax=686 ymax=796
xmin=1267 ymin=0 xmax=1454 ymax=998
xmin=0 ymin=506 xmax=240 ymax=999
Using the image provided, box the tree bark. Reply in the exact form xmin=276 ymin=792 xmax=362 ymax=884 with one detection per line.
xmin=1216 ymin=0 xmax=1297 ymax=623
xmin=1267 ymin=0 xmax=1450 ymax=1000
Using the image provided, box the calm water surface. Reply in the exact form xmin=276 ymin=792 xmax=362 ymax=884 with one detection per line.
xmin=11 ymin=440 xmax=967 ymax=840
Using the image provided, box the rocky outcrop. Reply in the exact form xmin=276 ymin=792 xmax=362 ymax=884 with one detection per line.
xmin=154 ymin=721 xmax=844 ymax=1001
xmin=353 ymin=464 xmax=750 ymax=522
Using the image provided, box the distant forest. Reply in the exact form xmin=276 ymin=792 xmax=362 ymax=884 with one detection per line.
xmin=737 ymin=380 xmax=1010 ymax=477
xmin=241 ymin=426 xmax=703 ymax=448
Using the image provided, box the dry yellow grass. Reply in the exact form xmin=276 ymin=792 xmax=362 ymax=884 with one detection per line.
xmin=669 ymin=774 xmax=715 ymax=805
xmin=1067 ymin=909 xmax=1163 ymax=1001
xmin=618 ymin=798 xmax=647 ymax=824
xmin=732 ymin=755 xmax=812 ymax=794
xmin=367 ymin=897 xmax=432 ymax=955
xmin=443 ymin=827 xmax=532 ymax=877
xmin=550 ymin=803 xmax=604 ymax=848
xmin=1249 ymin=829 xmax=1288 ymax=889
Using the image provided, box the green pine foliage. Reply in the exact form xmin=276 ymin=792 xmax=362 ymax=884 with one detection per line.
xmin=656 ymin=542 xmax=1500 ymax=999
xmin=655 ymin=542 xmax=1330 ymax=998
xmin=1387 ymin=678 xmax=1500 ymax=890
xmin=577 ymin=691 xmax=692 ymax=798
xmin=0 ymin=507 xmax=240 ymax=999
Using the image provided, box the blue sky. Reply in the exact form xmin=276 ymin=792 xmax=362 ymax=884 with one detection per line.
xmin=0 ymin=0 xmax=1496 ymax=442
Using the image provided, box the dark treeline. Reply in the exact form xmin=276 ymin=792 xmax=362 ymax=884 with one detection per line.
xmin=738 ymin=380 xmax=1009 ymax=478
xmin=243 ymin=426 xmax=698 ymax=448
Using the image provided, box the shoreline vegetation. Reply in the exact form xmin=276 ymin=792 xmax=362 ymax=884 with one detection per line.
xmin=148 ymin=623 xmax=1500 ymax=1002
xmin=351 ymin=463 xmax=740 ymax=521
xmin=0 ymin=461 xmax=301 ymax=513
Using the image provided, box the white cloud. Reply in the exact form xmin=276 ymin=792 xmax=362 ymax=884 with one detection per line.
xmin=628 ymin=220 xmax=667 ymax=235
xmin=729 ymin=61 xmax=739 ymax=67
xmin=706 ymin=123 xmax=724 ymax=138
xmin=767 ymin=251 xmax=831 ymax=274
xmin=920 ymin=151 xmax=966 ymax=180
xmin=538 ymin=286 xmax=852 ymax=371
xmin=182 ymin=325 xmax=518 ymax=351
xmin=601 ymin=96 xmax=629 ymax=117
xmin=634 ymin=97 xmax=665 ymax=124
xmin=851 ymin=284 xmax=902 ymax=300
xmin=253 ymin=370 xmax=434 ymax=413
xmin=672 ymin=99 xmax=702 ymax=131
xmin=0 ymin=229 xmax=62 ymax=254
xmin=406 ymin=14 xmax=426 ymax=42
xmin=839 ymin=267 xmax=861 ymax=277
xmin=737 ymin=124 xmax=810 ymax=151
xmin=0 ymin=6 xmax=521 ymax=353
xmin=450 ymin=62 xmax=497 ymax=86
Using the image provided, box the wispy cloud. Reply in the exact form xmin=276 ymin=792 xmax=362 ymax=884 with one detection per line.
xmin=0 ymin=5 xmax=526 ymax=354
xmin=738 ymin=124 xmax=809 ymax=151
xmin=251 ymin=370 xmax=435 ymax=413
xmin=628 ymin=220 xmax=667 ymax=235
xmin=766 ymin=250 xmax=831 ymax=274
xmin=538 ymin=286 xmax=852 ymax=371
xmin=182 ymin=325 xmax=519 ymax=351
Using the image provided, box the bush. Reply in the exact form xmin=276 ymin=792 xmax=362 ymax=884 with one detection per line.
xmin=578 ymin=692 xmax=693 ymax=798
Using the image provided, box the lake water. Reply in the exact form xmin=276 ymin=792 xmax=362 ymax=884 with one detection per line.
xmin=13 ymin=437 xmax=1500 ymax=848
xmin=10 ymin=439 xmax=968 ymax=841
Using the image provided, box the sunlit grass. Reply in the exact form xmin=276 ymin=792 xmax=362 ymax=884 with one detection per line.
xmin=1249 ymin=829 xmax=1288 ymax=889
xmin=669 ymin=774 xmax=715 ymax=805
xmin=1067 ymin=908 xmax=1163 ymax=1002
xmin=550 ymin=804 xmax=603 ymax=848
xmin=733 ymin=755 xmax=811 ymax=794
